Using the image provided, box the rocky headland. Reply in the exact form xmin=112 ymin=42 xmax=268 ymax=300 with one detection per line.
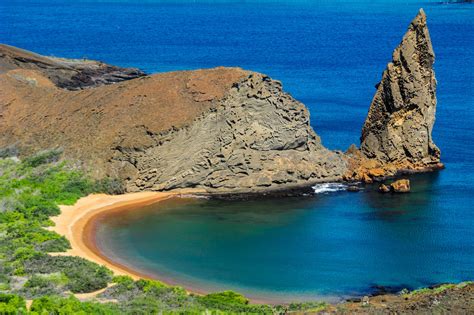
xmin=0 ymin=10 xmax=442 ymax=195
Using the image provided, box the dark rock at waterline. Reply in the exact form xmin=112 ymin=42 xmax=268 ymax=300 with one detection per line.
xmin=347 ymin=185 xmax=361 ymax=192
xmin=345 ymin=297 xmax=362 ymax=303
xmin=379 ymin=179 xmax=411 ymax=193
xmin=379 ymin=184 xmax=391 ymax=193
xmin=368 ymin=284 xmax=410 ymax=296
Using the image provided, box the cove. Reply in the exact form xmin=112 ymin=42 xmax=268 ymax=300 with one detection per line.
xmin=92 ymin=173 xmax=473 ymax=302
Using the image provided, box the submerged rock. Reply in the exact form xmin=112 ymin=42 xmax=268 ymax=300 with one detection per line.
xmin=347 ymin=185 xmax=361 ymax=192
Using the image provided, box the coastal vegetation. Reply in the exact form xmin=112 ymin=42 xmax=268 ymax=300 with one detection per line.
xmin=2 ymin=150 xmax=471 ymax=314
xmin=0 ymin=150 xmax=331 ymax=313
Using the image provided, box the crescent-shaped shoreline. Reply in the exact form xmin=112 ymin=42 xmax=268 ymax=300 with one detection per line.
xmin=49 ymin=191 xmax=282 ymax=303
xmin=49 ymin=192 xmax=181 ymax=282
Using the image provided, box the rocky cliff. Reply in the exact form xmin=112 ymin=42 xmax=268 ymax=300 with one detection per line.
xmin=345 ymin=9 xmax=443 ymax=183
xmin=0 ymin=47 xmax=346 ymax=193
xmin=117 ymin=73 xmax=346 ymax=192
xmin=0 ymin=10 xmax=443 ymax=193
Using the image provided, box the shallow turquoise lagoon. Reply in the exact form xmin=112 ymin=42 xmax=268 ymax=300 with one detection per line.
xmin=94 ymin=173 xmax=473 ymax=301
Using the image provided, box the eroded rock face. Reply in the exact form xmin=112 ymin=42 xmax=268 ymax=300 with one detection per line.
xmin=360 ymin=9 xmax=441 ymax=169
xmin=113 ymin=74 xmax=347 ymax=192
xmin=0 ymin=46 xmax=347 ymax=193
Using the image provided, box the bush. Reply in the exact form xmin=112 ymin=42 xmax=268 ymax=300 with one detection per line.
xmin=35 ymin=236 xmax=70 ymax=252
xmin=31 ymin=295 xmax=119 ymax=314
xmin=20 ymin=274 xmax=63 ymax=298
xmin=287 ymin=301 xmax=328 ymax=312
xmin=0 ymin=293 xmax=26 ymax=314
xmin=16 ymin=195 xmax=60 ymax=219
xmin=199 ymin=290 xmax=248 ymax=308
xmin=22 ymin=149 xmax=63 ymax=168
xmin=23 ymin=255 xmax=112 ymax=293
xmin=0 ymin=145 xmax=19 ymax=159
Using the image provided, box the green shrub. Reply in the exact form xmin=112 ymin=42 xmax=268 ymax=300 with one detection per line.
xmin=112 ymin=275 xmax=135 ymax=290
xmin=136 ymin=279 xmax=167 ymax=293
xmin=20 ymin=274 xmax=63 ymax=298
xmin=197 ymin=290 xmax=272 ymax=313
xmin=35 ymin=236 xmax=70 ymax=252
xmin=31 ymin=295 xmax=119 ymax=314
xmin=0 ymin=293 xmax=26 ymax=314
xmin=199 ymin=290 xmax=249 ymax=307
xmin=16 ymin=195 xmax=60 ymax=219
xmin=287 ymin=301 xmax=328 ymax=312
xmin=0 ymin=145 xmax=18 ymax=159
xmin=24 ymin=255 xmax=113 ymax=293
xmin=22 ymin=149 xmax=63 ymax=168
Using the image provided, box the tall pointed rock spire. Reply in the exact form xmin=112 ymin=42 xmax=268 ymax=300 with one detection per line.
xmin=360 ymin=9 xmax=441 ymax=169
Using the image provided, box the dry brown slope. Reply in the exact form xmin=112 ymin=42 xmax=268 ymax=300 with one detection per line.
xmin=0 ymin=66 xmax=248 ymax=177
xmin=0 ymin=55 xmax=346 ymax=192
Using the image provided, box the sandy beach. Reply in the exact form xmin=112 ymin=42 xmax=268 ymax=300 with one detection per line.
xmin=49 ymin=191 xmax=182 ymax=280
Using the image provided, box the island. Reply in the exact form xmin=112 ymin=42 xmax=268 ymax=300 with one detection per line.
xmin=0 ymin=9 xmax=471 ymax=314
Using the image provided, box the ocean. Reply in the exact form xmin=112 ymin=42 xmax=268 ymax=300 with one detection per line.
xmin=2 ymin=0 xmax=473 ymax=301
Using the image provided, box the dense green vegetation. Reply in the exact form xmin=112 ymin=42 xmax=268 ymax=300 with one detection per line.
xmin=0 ymin=151 xmax=327 ymax=314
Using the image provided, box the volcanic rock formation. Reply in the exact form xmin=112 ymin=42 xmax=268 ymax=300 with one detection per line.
xmin=117 ymin=73 xmax=346 ymax=192
xmin=346 ymin=9 xmax=443 ymax=183
xmin=0 ymin=45 xmax=346 ymax=193
xmin=0 ymin=10 xmax=443 ymax=193
xmin=361 ymin=9 xmax=440 ymax=168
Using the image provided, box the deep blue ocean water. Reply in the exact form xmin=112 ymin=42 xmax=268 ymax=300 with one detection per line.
xmin=2 ymin=0 xmax=473 ymax=302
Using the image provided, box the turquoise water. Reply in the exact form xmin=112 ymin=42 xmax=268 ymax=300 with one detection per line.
xmin=2 ymin=0 xmax=473 ymax=301
xmin=95 ymin=173 xmax=473 ymax=302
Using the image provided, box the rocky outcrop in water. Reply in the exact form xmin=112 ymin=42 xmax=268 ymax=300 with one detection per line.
xmin=379 ymin=179 xmax=410 ymax=193
xmin=345 ymin=9 xmax=443 ymax=183
xmin=361 ymin=9 xmax=440 ymax=168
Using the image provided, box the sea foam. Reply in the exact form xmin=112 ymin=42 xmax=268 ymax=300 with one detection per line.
xmin=312 ymin=183 xmax=347 ymax=194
